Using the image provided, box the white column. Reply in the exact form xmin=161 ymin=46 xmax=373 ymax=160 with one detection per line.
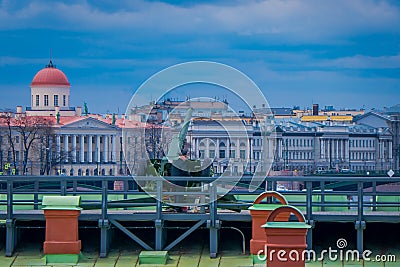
xmin=80 ymin=135 xmax=85 ymax=162
xmin=56 ymin=135 xmax=61 ymax=156
xmin=236 ymin=138 xmax=240 ymax=159
xmin=277 ymin=139 xmax=281 ymax=159
xmin=103 ymin=135 xmax=108 ymax=163
xmin=321 ymin=139 xmax=325 ymax=159
xmin=389 ymin=141 xmax=393 ymax=159
xmin=333 ymin=139 xmax=336 ymax=159
xmin=227 ymin=138 xmax=230 ymax=158
xmin=96 ymin=135 xmax=101 ymax=162
xmin=216 ymin=138 xmax=220 ymax=158
xmin=327 ymin=139 xmax=330 ymax=160
xmin=340 ymin=140 xmax=343 ymax=160
xmin=64 ymin=135 xmax=69 ymax=162
xmin=247 ymin=138 xmax=251 ymax=159
xmin=112 ymin=135 xmax=116 ymax=162
xmin=72 ymin=134 xmax=77 ymax=162
xmin=191 ymin=137 xmax=195 ymax=158
xmin=206 ymin=138 xmax=210 ymax=158
xmin=88 ymin=135 xmax=93 ymax=163
xmin=195 ymin=138 xmax=199 ymax=158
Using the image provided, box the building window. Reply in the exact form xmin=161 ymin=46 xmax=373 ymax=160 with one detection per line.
xmin=54 ymin=95 xmax=59 ymax=106
xmin=36 ymin=95 xmax=40 ymax=106
xmin=44 ymin=95 xmax=49 ymax=106
xmin=209 ymin=149 xmax=215 ymax=158
xmin=15 ymin=136 xmax=19 ymax=143
xmin=229 ymin=150 xmax=235 ymax=158
xmin=240 ymin=150 xmax=246 ymax=159
xmin=63 ymin=95 xmax=66 ymax=106
xmin=199 ymin=150 xmax=205 ymax=159
xmin=219 ymin=149 xmax=226 ymax=158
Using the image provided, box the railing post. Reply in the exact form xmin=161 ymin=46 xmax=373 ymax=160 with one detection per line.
xmin=208 ymin=182 xmax=220 ymax=258
xmin=72 ymin=180 xmax=78 ymax=195
xmin=320 ymin=181 xmax=325 ymax=212
xmin=305 ymin=181 xmax=313 ymax=250
xmin=372 ymin=181 xmax=377 ymax=211
xmin=33 ymin=180 xmax=39 ymax=210
xmin=155 ymin=178 xmax=166 ymax=250
xmin=6 ymin=180 xmax=16 ymax=257
xmin=99 ymin=179 xmax=110 ymax=257
xmin=60 ymin=179 xmax=67 ymax=196
xmin=355 ymin=181 xmax=366 ymax=255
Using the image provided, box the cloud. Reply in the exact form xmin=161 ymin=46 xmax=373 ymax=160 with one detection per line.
xmin=1 ymin=0 xmax=399 ymax=43
xmin=323 ymin=54 xmax=400 ymax=69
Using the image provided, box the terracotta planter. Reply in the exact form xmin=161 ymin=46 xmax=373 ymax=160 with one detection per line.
xmin=42 ymin=196 xmax=82 ymax=255
xmin=262 ymin=206 xmax=311 ymax=267
xmin=249 ymin=191 xmax=289 ymax=255
xmin=43 ymin=209 xmax=81 ymax=254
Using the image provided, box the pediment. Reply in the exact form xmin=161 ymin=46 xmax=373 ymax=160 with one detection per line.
xmin=61 ymin=117 xmax=117 ymax=130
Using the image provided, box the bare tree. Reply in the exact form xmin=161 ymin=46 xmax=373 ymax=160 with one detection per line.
xmin=13 ymin=115 xmax=54 ymax=175
xmin=0 ymin=111 xmax=18 ymax=174
xmin=124 ymin=127 xmax=146 ymax=174
xmin=0 ymin=112 xmax=55 ymax=175
xmin=0 ymin=124 xmax=6 ymax=174
xmin=35 ymin=126 xmax=71 ymax=175
xmin=145 ymin=123 xmax=165 ymax=160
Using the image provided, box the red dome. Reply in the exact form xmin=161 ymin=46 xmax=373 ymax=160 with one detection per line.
xmin=31 ymin=61 xmax=70 ymax=87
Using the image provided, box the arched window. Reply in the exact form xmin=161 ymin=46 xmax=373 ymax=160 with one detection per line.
xmin=109 ymin=169 xmax=113 ymax=176
xmin=199 ymin=141 xmax=205 ymax=147
xmin=85 ymin=169 xmax=90 ymax=176
xmin=70 ymin=169 xmax=74 ymax=176
xmin=78 ymin=169 xmax=82 ymax=176
xmin=101 ymin=169 xmax=106 ymax=175
xmin=94 ymin=168 xmax=98 ymax=176
xmin=219 ymin=142 xmax=226 ymax=147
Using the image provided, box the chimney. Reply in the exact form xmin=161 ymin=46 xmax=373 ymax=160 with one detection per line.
xmin=76 ymin=106 xmax=82 ymax=117
xmin=312 ymin=104 xmax=319 ymax=116
xmin=16 ymin=106 xmax=23 ymax=114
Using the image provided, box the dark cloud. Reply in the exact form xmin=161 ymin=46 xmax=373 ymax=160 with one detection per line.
xmin=0 ymin=0 xmax=399 ymax=112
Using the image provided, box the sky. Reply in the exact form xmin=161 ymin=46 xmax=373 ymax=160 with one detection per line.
xmin=0 ymin=0 xmax=399 ymax=114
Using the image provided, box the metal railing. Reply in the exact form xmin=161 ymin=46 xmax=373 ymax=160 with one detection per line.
xmin=0 ymin=175 xmax=399 ymax=257
xmin=1 ymin=175 xmax=400 ymax=217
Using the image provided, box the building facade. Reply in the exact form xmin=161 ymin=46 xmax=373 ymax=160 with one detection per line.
xmin=188 ymin=119 xmax=395 ymax=175
xmin=0 ymin=61 xmax=397 ymax=176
